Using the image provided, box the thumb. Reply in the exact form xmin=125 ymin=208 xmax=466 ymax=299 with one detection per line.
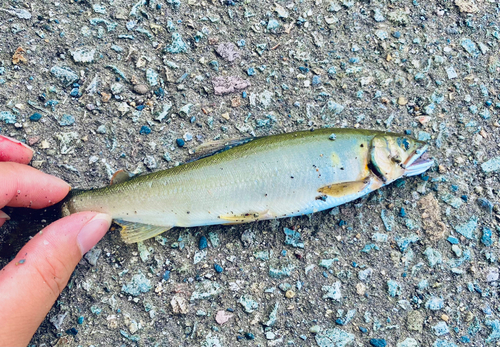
xmin=0 ymin=212 xmax=112 ymax=347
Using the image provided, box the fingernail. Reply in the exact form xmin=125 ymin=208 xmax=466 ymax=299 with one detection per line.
xmin=0 ymin=210 xmax=10 ymax=220
xmin=0 ymin=135 xmax=34 ymax=153
xmin=77 ymin=213 xmax=112 ymax=255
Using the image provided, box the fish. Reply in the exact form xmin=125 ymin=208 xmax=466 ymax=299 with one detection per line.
xmin=61 ymin=128 xmax=433 ymax=243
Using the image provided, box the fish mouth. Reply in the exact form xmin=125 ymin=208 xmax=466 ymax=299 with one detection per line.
xmin=402 ymin=145 xmax=434 ymax=177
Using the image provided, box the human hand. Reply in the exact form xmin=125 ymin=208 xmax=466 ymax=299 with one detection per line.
xmin=0 ymin=135 xmax=112 ymax=346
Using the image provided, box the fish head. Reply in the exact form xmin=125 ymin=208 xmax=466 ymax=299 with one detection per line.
xmin=369 ymin=134 xmax=433 ymax=183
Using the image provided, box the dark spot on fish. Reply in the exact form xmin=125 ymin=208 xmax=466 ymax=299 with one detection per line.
xmin=316 ymin=195 xmax=327 ymax=201
xmin=187 ymin=211 xmax=190 ymax=214
xmin=340 ymin=167 xmax=344 ymax=170
xmin=360 ymin=144 xmax=364 ymax=148
xmin=291 ymin=176 xmax=294 ymax=179
xmin=265 ymin=194 xmax=268 ymax=197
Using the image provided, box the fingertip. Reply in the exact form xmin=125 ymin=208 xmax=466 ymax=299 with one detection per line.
xmin=0 ymin=162 xmax=71 ymax=209
xmin=0 ymin=135 xmax=34 ymax=164
xmin=77 ymin=213 xmax=112 ymax=255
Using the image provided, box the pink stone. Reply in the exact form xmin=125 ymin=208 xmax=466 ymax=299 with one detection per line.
xmin=215 ymin=310 xmax=233 ymax=325
xmin=215 ymin=42 xmax=241 ymax=62
xmin=212 ymin=76 xmax=250 ymax=95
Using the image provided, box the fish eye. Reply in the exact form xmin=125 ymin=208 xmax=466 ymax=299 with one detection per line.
xmin=396 ymin=137 xmax=410 ymax=151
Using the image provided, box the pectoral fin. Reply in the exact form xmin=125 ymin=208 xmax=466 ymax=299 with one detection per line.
xmin=318 ymin=178 xmax=371 ymax=197
xmin=219 ymin=210 xmax=274 ymax=224
xmin=110 ymin=170 xmax=133 ymax=185
xmin=115 ymin=220 xmax=173 ymax=243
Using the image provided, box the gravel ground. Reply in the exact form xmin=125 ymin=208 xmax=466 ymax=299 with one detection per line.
xmin=1 ymin=0 xmax=500 ymax=346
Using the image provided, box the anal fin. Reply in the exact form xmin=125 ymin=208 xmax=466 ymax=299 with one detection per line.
xmin=115 ymin=220 xmax=173 ymax=243
xmin=318 ymin=177 xmax=371 ymax=198
xmin=219 ymin=210 xmax=274 ymax=224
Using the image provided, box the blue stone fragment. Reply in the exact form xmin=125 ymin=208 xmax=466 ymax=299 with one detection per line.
xmin=361 ymin=244 xmax=379 ymax=253
xmin=121 ymin=273 xmax=152 ymax=296
xmin=424 ymin=248 xmax=442 ymax=267
xmin=283 ymin=228 xmax=304 ymax=248
xmin=370 ymin=339 xmax=387 ymax=347
xmin=387 ymin=280 xmax=402 ymax=297
xmin=433 ymin=321 xmax=449 ymax=336
xmin=433 ymin=339 xmax=457 ymax=347
xmin=214 ymin=263 xmax=223 ymax=273
xmin=312 ymin=75 xmax=321 ymax=86
xmin=30 ymin=112 xmax=42 ymax=121
xmin=163 ymin=270 xmax=171 ymax=281
xmin=155 ymin=87 xmax=165 ymax=98
xmin=446 ymin=236 xmax=459 ymax=245
xmin=244 ymin=332 xmax=255 ymax=340
xmin=70 ymin=88 xmax=80 ymax=97
xmin=425 ymin=297 xmax=444 ymax=310
xmin=486 ymin=320 xmax=500 ymax=343
xmin=482 ymin=228 xmax=493 ymax=247
xmin=77 ymin=316 xmax=84 ymax=324
xmin=315 ymin=328 xmax=354 ymax=347
xmin=66 ymin=327 xmax=78 ymax=336
xmin=59 ymin=114 xmax=75 ymax=126
xmin=266 ymin=18 xmax=280 ymax=30
xmin=455 ymin=217 xmax=478 ymax=240
xmin=139 ymin=125 xmax=151 ymax=135
xmin=395 ymin=234 xmax=419 ymax=252
xmin=247 ymin=67 xmax=256 ymax=76
xmin=327 ymin=66 xmax=336 ymax=75
xmin=165 ymin=33 xmax=188 ymax=53
xmin=461 ymin=38 xmax=480 ymax=58
xmin=176 ymin=138 xmax=185 ymax=147
xmin=136 ymin=105 xmax=145 ymax=111
xmin=199 ymin=236 xmax=208 ymax=250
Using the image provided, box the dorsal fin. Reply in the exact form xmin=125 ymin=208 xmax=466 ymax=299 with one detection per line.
xmin=188 ymin=137 xmax=254 ymax=162
xmin=110 ymin=170 xmax=133 ymax=185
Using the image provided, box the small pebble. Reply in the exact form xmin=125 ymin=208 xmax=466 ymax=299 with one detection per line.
xmin=133 ymin=84 xmax=149 ymax=95
xmin=309 ymin=325 xmax=321 ymax=333
xmin=285 ymin=290 xmax=295 ymax=298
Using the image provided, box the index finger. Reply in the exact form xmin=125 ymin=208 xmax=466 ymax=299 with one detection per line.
xmin=0 ymin=162 xmax=70 ymax=209
xmin=0 ymin=135 xmax=34 ymax=164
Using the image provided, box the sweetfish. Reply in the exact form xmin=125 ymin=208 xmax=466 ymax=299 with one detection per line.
xmin=61 ymin=128 xmax=433 ymax=243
